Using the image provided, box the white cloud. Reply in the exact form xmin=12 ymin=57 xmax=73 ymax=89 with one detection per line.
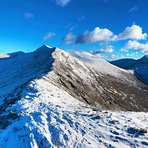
xmin=75 ymin=27 xmax=116 ymax=44
xmin=0 ymin=54 xmax=10 ymax=58
xmin=75 ymin=25 xmax=147 ymax=44
xmin=124 ymin=40 xmax=148 ymax=53
xmin=63 ymin=33 xmax=75 ymax=45
xmin=126 ymin=53 xmax=136 ymax=58
xmin=126 ymin=53 xmax=130 ymax=56
xmin=128 ymin=6 xmax=138 ymax=13
xmin=102 ymin=54 xmax=120 ymax=59
xmin=112 ymin=35 xmax=118 ymax=41
xmin=124 ymin=40 xmax=140 ymax=49
xmin=56 ymin=0 xmax=71 ymax=7
xmin=120 ymin=48 xmax=128 ymax=52
xmin=92 ymin=46 xmax=114 ymax=54
xmin=24 ymin=12 xmax=34 ymax=19
xmin=118 ymin=25 xmax=147 ymax=40
xmin=109 ymin=54 xmax=120 ymax=59
xmin=101 ymin=54 xmax=125 ymax=59
xmin=43 ymin=32 xmax=56 ymax=41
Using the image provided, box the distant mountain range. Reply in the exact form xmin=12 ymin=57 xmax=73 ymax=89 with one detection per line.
xmin=110 ymin=55 xmax=148 ymax=85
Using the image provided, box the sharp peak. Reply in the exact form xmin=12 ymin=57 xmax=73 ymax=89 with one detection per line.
xmin=41 ymin=44 xmax=52 ymax=48
xmin=37 ymin=44 xmax=61 ymax=50
xmin=35 ymin=45 xmax=59 ymax=53
xmin=38 ymin=44 xmax=53 ymax=49
xmin=139 ymin=55 xmax=148 ymax=60
xmin=138 ymin=54 xmax=148 ymax=62
xmin=142 ymin=55 xmax=148 ymax=58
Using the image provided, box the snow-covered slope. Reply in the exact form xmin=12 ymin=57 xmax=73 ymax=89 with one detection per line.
xmin=0 ymin=45 xmax=54 ymax=97
xmin=69 ymin=51 xmax=129 ymax=78
xmin=0 ymin=45 xmax=148 ymax=147
xmin=0 ymin=76 xmax=148 ymax=148
xmin=110 ymin=55 xmax=148 ymax=85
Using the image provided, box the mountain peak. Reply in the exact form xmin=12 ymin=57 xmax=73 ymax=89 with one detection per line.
xmin=34 ymin=45 xmax=59 ymax=56
xmin=139 ymin=55 xmax=148 ymax=63
xmin=36 ymin=44 xmax=52 ymax=50
xmin=35 ymin=45 xmax=60 ymax=53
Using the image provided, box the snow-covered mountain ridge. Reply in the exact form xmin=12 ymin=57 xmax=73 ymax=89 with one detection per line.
xmin=0 ymin=45 xmax=148 ymax=147
xmin=110 ymin=55 xmax=148 ymax=85
xmin=0 ymin=45 xmax=148 ymax=111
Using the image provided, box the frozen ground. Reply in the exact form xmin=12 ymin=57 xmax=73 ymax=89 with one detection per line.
xmin=0 ymin=75 xmax=148 ymax=148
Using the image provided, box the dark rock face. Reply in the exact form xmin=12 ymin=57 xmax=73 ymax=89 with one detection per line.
xmin=51 ymin=51 xmax=148 ymax=111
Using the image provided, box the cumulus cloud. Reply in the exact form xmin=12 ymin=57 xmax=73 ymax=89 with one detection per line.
xmin=126 ymin=53 xmax=136 ymax=58
xmin=92 ymin=46 xmax=114 ymax=54
xmin=24 ymin=12 xmax=34 ymax=19
xmin=0 ymin=54 xmax=10 ymax=58
xmin=126 ymin=53 xmax=130 ymax=56
xmin=124 ymin=40 xmax=140 ymax=49
xmin=120 ymin=48 xmax=128 ymax=52
xmin=108 ymin=54 xmax=120 ymax=59
xmin=56 ymin=0 xmax=71 ymax=7
xmin=75 ymin=25 xmax=147 ymax=44
xmin=63 ymin=32 xmax=75 ymax=45
xmin=118 ymin=25 xmax=147 ymax=40
xmin=43 ymin=32 xmax=56 ymax=41
xmin=101 ymin=54 xmax=120 ymax=59
xmin=75 ymin=27 xmax=116 ymax=44
xmin=124 ymin=40 xmax=148 ymax=53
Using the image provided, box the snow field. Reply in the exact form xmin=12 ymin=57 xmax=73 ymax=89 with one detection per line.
xmin=0 ymin=75 xmax=148 ymax=148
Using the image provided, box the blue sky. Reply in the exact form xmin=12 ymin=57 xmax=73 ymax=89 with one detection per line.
xmin=0 ymin=0 xmax=148 ymax=60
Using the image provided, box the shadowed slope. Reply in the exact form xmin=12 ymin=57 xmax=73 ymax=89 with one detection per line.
xmin=0 ymin=45 xmax=55 ymax=97
xmin=110 ymin=55 xmax=148 ymax=85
